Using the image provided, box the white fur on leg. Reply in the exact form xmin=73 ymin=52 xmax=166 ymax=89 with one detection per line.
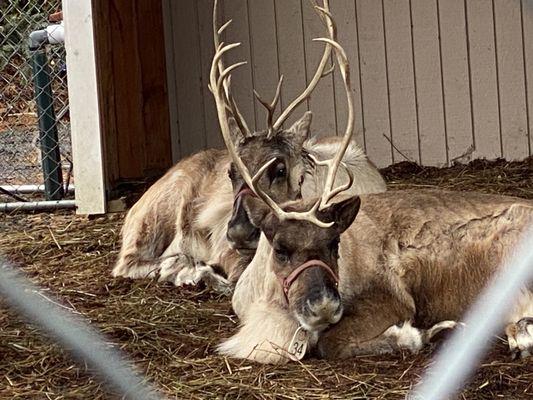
xmin=383 ymin=321 xmax=424 ymax=353
xmin=506 ymin=317 xmax=533 ymax=359
xmin=217 ymin=303 xmax=300 ymax=364
xmin=158 ymin=254 xmax=194 ymax=283
xmin=112 ymin=260 xmax=160 ymax=279
xmin=382 ymin=320 xmax=459 ymax=353
xmin=173 ymin=262 xmax=232 ymax=295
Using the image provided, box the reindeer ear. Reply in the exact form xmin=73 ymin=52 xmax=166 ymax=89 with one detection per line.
xmin=285 ymin=111 xmax=312 ymax=147
xmin=228 ymin=117 xmax=243 ymax=145
xmin=319 ymin=196 xmax=361 ymax=234
xmin=243 ymin=197 xmax=278 ymax=241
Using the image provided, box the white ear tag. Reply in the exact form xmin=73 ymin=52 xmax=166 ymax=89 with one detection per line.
xmin=288 ymin=326 xmax=309 ymax=361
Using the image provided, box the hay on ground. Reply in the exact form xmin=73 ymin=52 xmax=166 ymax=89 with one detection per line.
xmin=0 ymin=158 xmax=532 ymax=399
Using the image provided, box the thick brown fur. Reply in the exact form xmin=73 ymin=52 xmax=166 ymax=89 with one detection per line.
xmin=222 ymin=189 xmax=533 ymax=363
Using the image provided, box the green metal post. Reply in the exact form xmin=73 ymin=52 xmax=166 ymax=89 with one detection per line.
xmin=31 ymin=48 xmax=64 ymax=200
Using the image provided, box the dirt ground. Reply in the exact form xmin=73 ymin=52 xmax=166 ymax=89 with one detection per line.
xmin=0 ymin=158 xmax=532 ymax=399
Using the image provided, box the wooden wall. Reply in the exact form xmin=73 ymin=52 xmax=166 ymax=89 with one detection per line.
xmin=165 ymin=0 xmax=533 ymax=168
xmin=92 ymin=0 xmax=172 ymax=185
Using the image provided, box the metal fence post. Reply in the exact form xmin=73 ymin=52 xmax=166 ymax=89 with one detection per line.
xmin=30 ymin=45 xmax=64 ymax=200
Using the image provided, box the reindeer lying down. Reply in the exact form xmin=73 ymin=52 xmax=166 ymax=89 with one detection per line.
xmin=219 ymin=190 xmax=533 ymax=363
xmin=112 ymin=0 xmax=386 ymax=292
xmin=211 ymin=5 xmax=532 ymax=363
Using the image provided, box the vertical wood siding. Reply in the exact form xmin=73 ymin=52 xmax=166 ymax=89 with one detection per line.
xmin=165 ymin=0 xmax=533 ymax=167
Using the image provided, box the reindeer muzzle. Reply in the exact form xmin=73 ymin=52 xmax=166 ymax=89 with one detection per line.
xmin=277 ymin=259 xmax=339 ymax=304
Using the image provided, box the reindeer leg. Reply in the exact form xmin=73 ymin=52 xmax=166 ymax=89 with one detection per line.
xmin=158 ymin=253 xmax=195 ymax=283
xmin=315 ymin=289 xmax=417 ymax=359
xmin=173 ymin=261 xmax=232 ymax=295
xmin=506 ymin=317 xmax=533 ymax=359
xmin=316 ymin=315 xmax=409 ymax=358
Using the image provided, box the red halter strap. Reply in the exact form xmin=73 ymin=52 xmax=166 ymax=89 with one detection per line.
xmin=234 ymin=186 xmax=256 ymax=202
xmin=276 ymin=259 xmax=339 ymax=304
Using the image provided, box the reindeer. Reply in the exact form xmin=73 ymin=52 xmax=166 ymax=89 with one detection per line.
xmin=111 ymin=0 xmax=386 ymax=292
xmin=215 ymin=8 xmax=533 ymax=363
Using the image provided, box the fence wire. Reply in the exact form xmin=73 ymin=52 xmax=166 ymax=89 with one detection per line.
xmin=0 ymin=0 xmax=73 ymax=208
xmin=0 ymin=260 xmax=163 ymax=400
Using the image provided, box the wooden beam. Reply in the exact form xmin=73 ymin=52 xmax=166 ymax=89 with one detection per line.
xmin=63 ymin=0 xmax=106 ymax=214
xmin=92 ymin=0 xmax=172 ymax=183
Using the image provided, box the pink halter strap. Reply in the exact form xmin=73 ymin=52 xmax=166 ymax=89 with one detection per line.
xmin=276 ymin=259 xmax=339 ymax=304
xmin=235 ymin=186 xmax=256 ymax=201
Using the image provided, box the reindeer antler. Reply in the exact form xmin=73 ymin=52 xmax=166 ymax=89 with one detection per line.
xmin=212 ymin=0 xmax=251 ymax=137
xmin=309 ymin=5 xmax=356 ymax=210
xmin=252 ymin=0 xmax=335 ymax=137
xmin=210 ymin=0 xmax=354 ymax=228
xmin=253 ymin=75 xmax=283 ymax=138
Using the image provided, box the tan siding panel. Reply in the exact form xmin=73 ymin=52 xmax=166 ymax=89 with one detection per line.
xmin=494 ymin=0 xmax=529 ymax=159
xmin=168 ymin=0 xmax=533 ymax=166
xmin=356 ymin=0 xmax=392 ymax=167
xmin=410 ymin=0 xmax=447 ymax=166
xmin=162 ymin=0 xmax=181 ymax=161
xmin=523 ymin=0 xmax=533 ymax=155
xmin=274 ymin=0 xmax=308 ymax=129
xmin=383 ymin=0 xmax=419 ymax=163
xmin=465 ymin=0 xmax=501 ymax=160
xmin=438 ymin=0 xmax=474 ymax=163
xmin=301 ymin=0 xmax=337 ymax=137
xmin=248 ymin=0 xmax=280 ymax=132
xmin=330 ymin=0 xmax=365 ymax=147
xmin=172 ymin=0 xmax=206 ymax=157
xmin=222 ymin=0 xmax=257 ymax=131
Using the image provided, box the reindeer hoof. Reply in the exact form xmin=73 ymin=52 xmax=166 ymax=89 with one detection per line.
xmin=506 ymin=317 xmax=533 ymax=359
xmin=383 ymin=321 xmax=424 ymax=353
xmin=173 ymin=262 xmax=232 ymax=295
xmin=158 ymin=254 xmax=194 ymax=283
xmin=423 ymin=320 xmax=463 ymax=344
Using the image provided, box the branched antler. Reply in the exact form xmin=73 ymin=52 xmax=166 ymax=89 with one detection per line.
xmin=253 ymin=75 xmax=283 ymax=139
xmin=212 ymin=0 xmax=250 ymax=137
xmin=252 ymin=0 xmax=334 ymax=136
xmin=210 ymin=0 xmax=354 ymax=228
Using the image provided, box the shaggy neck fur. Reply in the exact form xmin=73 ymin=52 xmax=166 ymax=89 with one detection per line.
xmin=218 ymin=235 xmax=302 ymax=363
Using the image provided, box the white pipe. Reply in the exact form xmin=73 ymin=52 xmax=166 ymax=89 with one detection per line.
xmin=46 ymin=22 xmax=65 ymax=45
xmin=0 ymin=184 xmax=75 ymax=194
xmin=0 ymin=200 xmax=76 ymax=212
xmin=411 ymin=226 xmax=533 ymax=400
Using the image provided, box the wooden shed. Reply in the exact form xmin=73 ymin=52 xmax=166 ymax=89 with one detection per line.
xmin=64 ymin=0 xmax=533 ymax=214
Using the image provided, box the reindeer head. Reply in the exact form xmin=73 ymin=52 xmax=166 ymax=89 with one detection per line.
xmin=246 ymin=195 xmax=360 ymax=332
xmin=210 ymin=0 xmax=339 ymax=254
xmin=226 ymin=113 xmax=313 ymax=254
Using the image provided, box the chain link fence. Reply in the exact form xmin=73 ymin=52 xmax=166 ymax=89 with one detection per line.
xmin=0 ymin=0 xmax=74 ymax=211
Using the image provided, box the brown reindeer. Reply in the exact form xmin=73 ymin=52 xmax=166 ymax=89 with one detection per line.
xmin=111 ymin=0 xmax=386 ymax=292
xmin=221 ymin=191 xmax=533 ymax=363
xmin=216 ymin=7 xmax=533 ymax=363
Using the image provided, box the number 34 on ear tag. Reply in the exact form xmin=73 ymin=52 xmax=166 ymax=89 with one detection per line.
xmin=288 ymin=326 xmax=309 ymax=361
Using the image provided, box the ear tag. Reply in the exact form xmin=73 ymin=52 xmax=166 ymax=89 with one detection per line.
xmin=288 ymin=326 xmax=309 ymax=361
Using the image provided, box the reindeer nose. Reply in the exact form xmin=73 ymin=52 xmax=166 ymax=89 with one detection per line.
xmin=227 ymin=223 xmax=259 ymax=245
xmin=301 ymin=293 xmax=343 ymax=332
xmin=227 ymin=195 xmax=260 ymax=248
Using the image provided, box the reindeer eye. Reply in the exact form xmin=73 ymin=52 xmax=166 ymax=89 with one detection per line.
xmin=274 ymin=246 xmax=291 ymax=264
xmin=268 ymin=161 xmax=287 ymax=183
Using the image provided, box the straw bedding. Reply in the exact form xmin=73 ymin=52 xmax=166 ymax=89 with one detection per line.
xmin=1 ymin=158 xmax=532 ymax=399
